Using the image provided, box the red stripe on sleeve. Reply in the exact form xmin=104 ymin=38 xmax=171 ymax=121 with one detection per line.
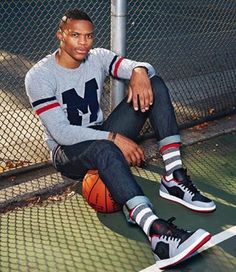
xmin=160 ymin=143 xmax=181 ymax=153
xmin=35 ymin=102 xmax=60 ymax=115
xmin=113 ymin=57 xmax=124 ymax=77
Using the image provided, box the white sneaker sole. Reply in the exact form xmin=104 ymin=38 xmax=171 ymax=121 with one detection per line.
xmin=159 ymin=189 xmax=216 ymax=212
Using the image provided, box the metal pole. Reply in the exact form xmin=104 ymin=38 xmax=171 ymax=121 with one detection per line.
xmin=110 ymin=0 xmax=127 ymax=109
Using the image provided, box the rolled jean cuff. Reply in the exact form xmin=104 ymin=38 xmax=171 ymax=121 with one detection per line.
xmin=123 ymin=196 xmax=153 ymax=224
xmin=159 ymin=135 xmax=181 ymax=150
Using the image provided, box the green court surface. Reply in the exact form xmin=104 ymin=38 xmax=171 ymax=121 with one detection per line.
xmin=0 ymin=132 xmax=235 ymax=272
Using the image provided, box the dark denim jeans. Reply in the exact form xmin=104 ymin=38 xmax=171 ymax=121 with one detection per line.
xmin=53 ymin=76 xmax=180 ymax=205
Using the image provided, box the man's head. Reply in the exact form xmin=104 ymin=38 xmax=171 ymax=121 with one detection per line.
xmin=56 ymin=9 xmax=94 ymax=67
xmin=58 ymin=8 xmax=93 ymax=31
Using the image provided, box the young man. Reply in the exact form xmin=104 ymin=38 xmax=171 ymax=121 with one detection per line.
xmin=25 ymin=8 xmax=215 ymax=269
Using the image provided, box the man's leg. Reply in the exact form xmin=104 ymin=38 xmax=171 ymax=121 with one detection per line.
xmin=98 ymin=75 xmax=215 ymax=212
xmin=53 ymin=140 xmax=149 ymax=206
xmin=101 ymin=76 xmax=182 ymax=175
xmin=148 ymin=76 xmax=215 ymax=212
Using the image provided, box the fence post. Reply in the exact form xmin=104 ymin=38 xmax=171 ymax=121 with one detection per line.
xmin=110 ymin=0 xmax=127 ymax=109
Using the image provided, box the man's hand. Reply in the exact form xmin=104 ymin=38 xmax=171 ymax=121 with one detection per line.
xmin=127 ymin=67 xmax=153 ymax=112
xmin=109 ymin=132 xmax=145 ymax=166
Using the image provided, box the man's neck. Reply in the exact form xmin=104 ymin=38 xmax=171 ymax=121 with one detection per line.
xmin=55 ymin=49 xmax=82 ymax=69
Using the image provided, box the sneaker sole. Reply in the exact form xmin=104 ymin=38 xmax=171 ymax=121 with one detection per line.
xmin=155 ymin=231 xmax=211 ymax=269
xmin=159 ymin=190 xmax=216 ymax=212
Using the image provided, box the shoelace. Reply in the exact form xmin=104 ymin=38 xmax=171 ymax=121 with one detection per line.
xmin=162 ymin=217 xmax=189 ymax=241
xmin=167 ymin=217 xmax=191 ymax=239
xmin=180 ymin=170 xmax=199 ymax=195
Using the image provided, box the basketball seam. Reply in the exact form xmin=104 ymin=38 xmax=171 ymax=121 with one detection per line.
xmin=87 ymin=174 xmax=100 ymax=203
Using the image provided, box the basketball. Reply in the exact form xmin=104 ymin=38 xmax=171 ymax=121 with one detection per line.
xmin=82 ymin=170 xmax=121 ymax=213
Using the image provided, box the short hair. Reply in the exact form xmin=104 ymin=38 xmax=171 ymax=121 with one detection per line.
xmin=59 ymin=8 xmax=93 ymax=29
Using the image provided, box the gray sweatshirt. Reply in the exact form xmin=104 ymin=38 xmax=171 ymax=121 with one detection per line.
xmin=25 ymin=48 xmax=156 ymax=151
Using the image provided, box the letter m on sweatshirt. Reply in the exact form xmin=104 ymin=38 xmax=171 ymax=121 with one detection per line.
xmin=62 ymin=78 xmax=99 ymax=126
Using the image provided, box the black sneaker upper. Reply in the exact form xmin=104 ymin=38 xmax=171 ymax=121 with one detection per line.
xmin=173 ymin=168 xmax=211 ymax=202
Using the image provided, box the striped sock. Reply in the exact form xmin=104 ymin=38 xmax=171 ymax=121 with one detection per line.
xmin=160 ymin=143 xmax=183 ymax=181
xmin=130 ymin=203 xmax=158 ymax=238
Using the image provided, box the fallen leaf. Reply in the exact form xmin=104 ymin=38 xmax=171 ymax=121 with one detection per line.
xmin=193 ymin=122 xmax=209 ymax=130
xmin=5 ymin=160 xmax=15 ymax=169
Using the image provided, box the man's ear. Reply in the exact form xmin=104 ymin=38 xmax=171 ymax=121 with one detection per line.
xmin=56 ymin=30 xmax=63 ymax=42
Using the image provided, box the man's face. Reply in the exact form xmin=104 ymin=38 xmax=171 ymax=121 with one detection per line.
xmin=57 ymin=19 xmax=94 ymax=63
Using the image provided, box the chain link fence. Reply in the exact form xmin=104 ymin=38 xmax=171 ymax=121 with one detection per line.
xmin=1 ymin=0 xmax=236 ymax=174
xmin=127 ymin=0 xmax=236 ymax=126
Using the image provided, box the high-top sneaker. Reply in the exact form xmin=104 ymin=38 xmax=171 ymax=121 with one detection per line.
xmin=150 ymin=217 xmax=211 ymax=269
xmin=159 ymin=168 xmax=216 ymax=212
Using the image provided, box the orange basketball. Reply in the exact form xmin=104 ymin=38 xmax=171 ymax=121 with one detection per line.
xmin=82 ymin=170 xmax=121 ymax=213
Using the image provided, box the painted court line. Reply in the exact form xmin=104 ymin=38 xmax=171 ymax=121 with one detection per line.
xmin=140 ymin=226 xmax=236 ymax=272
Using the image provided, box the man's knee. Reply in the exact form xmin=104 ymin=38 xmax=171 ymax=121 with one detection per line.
xmin=151 ymin=76 xmax=168 ymax=93
xmin=151 ymin=75 xmax=171 ymax=103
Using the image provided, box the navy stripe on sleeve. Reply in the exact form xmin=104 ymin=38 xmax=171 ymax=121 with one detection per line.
xmin=32 ymin=96 xmax=57 ymax=107
xmin=109 ymin=55 xmax=118 ymax=76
